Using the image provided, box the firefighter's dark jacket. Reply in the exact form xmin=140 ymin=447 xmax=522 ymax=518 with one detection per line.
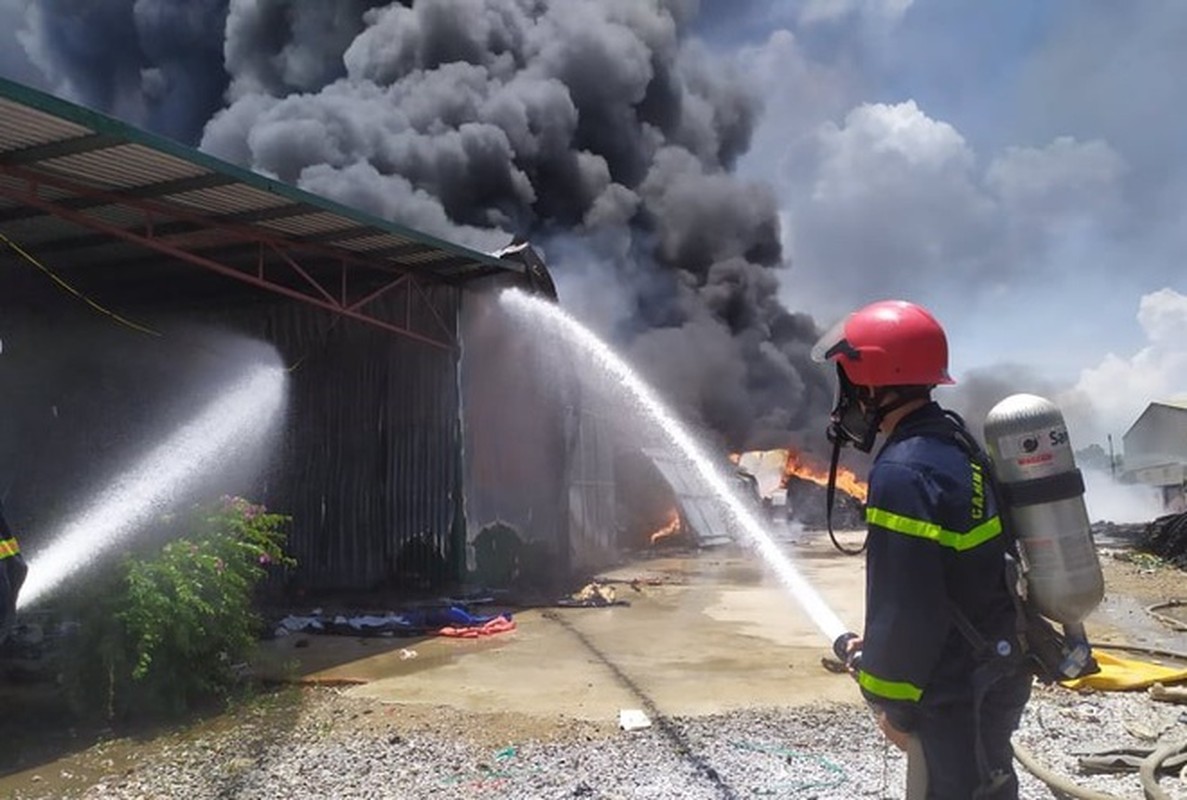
xmin=859 ymin=402 xmax=1017 ymax=732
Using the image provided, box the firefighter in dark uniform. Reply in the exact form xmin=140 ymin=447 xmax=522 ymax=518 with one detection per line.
xmin=0 ymin=498 xmax=28 ymax=644
xmin=813 ymin=300 xmax=1032 ymax=799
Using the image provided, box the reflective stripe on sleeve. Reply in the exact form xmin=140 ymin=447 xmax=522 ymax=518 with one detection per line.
xmin=858 ymin=669 xmax=924 ymax=702
xmin=865 ymin=507 xmax=1002 ymax=551
xmin=0 ymin=537 xmax=19 ymax=558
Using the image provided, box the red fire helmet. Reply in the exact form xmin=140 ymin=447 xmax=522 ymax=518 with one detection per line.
xmin=811 ymin=300 xmax=955 ymax=387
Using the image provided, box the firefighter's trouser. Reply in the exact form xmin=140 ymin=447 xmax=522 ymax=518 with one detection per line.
xmin=914 ymin=669 xmax=1032 ymax=799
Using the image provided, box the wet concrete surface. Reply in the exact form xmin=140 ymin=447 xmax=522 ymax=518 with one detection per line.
xmin=6 ymin=524 xmax=1186 ymax=799
xmin=251 ymin=525 xmax=1187 ymax=725
xmin=256 ymin=527 xmax=871 ymax=721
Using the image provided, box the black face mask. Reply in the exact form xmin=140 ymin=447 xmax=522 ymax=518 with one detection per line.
xmin=826 ymin=366 xmax=883 ymax=454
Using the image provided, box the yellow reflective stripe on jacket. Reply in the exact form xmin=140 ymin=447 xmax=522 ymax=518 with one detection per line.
xmin=858 ymin=669 xmax=924 ymax=702
xmin=0 ymin=537 xmax=19 ymax=558
xmin=865 ymin=507 xmax=1003 ymax=551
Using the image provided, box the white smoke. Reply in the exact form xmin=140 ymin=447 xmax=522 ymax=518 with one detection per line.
xmin=1082 ymin=467 xmax=1162 ymax=525
xmin=1069 ymin=288 xmax=1187 ymax=445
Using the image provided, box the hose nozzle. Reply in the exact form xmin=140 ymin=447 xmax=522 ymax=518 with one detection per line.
xmin=833 ymin=631 xmax=862 ymax=672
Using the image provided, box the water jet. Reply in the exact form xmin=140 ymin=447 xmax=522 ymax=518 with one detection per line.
xmin=18 ymin=361 xmax=288 ymax=609
xmin=500 ymin=289 xmax=849 ymax=646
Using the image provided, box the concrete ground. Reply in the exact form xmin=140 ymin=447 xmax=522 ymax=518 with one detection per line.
xmin=256 ymin=528 xmax=873 ymax=722
xmin=252 ymin=522 xmax=1187 ymax=730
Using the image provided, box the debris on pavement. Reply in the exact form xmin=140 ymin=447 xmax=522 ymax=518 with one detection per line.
xmin=1149 ymin=682 xmax=1187 ymax=705
xmin=555 ymin=582 xmax=630 ymax=608
xmin=619 ymin=708 xmax=652 ymax=731
xmin=437 ymin=615 xmax=516 ymax=638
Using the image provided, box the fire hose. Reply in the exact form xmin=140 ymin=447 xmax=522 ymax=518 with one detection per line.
xmin=1146 ymin=600 xmax=1187 ymax=633
xmin=1013 ymin=738 xmax=1187 ymax=800
xmin=1012 ymin=742 xmax=1121 ymax=800
xmin=1015 ymin=639 xmax=1187 ymax=799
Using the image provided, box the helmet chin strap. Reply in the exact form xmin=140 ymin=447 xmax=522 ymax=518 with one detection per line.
xmin=826 ymin=436 xmax=868 ymax=555
xmin=825 ymin=382 xmax=919 ymax=556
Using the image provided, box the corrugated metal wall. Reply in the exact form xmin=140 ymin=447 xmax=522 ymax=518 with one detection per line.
xmin=2 ymin=255 xmax=464 ymax=595
xmin=566 ymin=406 xmax=619 ymax=571
xmin=459 ymin=297 xmax=572 ymax=587
xmin=236 ymin=286 xmax=464 ymax=592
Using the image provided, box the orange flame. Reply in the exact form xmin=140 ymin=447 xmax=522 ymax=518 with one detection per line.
xmin=781 ymin=449 xmax=868 ymax=503
xmin=649 ymin=507 xmax=683 ymax=545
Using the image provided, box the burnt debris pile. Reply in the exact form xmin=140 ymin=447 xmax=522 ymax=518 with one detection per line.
xmin=1139 ymin=512 xmax=1187 ymax=567
xmin=785 ymin=476 xmax=866 ymax=530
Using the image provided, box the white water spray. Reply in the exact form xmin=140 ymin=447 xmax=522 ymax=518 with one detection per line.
xmin=18 ymin=362 xmax=288 ymax=609
xmin=501 ymin=290 xmax=849 ymax=645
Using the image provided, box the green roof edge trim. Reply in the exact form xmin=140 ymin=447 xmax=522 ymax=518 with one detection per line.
xmin=0 ymin=76 xmax=522 ymax=276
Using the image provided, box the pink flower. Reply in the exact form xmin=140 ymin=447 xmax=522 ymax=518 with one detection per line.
xmin=258 ymin=553 xmax=272 ymax=566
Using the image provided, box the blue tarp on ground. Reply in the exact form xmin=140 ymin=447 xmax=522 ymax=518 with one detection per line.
xmin=274 ymin=605 xmax=511 ymax=638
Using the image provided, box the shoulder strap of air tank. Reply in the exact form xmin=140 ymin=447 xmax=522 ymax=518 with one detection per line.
xmin=897 ymin=410 xmax=1023 ymax=558
xmin=899 ymin=412 xmax=1034 ymax=691
xmin=942 ymin=411 xmax=1024 ymax=558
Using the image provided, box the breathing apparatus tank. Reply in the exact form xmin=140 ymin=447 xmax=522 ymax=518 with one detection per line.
xmin=983 ymin=394 xmax=1104 ymax=671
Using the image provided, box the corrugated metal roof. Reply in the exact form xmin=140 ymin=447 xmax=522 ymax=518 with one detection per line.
xmin=0 ymin=76 xmax=523 ymax=301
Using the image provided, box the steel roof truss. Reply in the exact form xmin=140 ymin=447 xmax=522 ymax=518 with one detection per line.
xmin=0 ymin=173 xmax=454 ymax=350
xmin=0 ymin=164 xmax=413 ymax=278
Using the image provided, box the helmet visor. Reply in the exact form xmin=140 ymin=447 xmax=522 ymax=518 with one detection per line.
xmin=810 ymin=315 xmax=857 ymax=364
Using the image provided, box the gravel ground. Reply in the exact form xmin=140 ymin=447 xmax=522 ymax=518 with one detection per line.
xmin=8 ymin=683 xmax=1187 ymax=800
xmin=6 ymin=548 xmax=1184 ymax=799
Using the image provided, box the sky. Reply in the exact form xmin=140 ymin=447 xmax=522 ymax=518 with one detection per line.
xmin=0 ymin=0 xmax=1183 ymax=452
xmin=713 ymin=0 xmax=1187 ymax=445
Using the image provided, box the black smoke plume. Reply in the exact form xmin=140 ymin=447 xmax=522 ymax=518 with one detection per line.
xmin=9 ymin=0 xmax=836 ymax=450
xmin=16 ymin=0 xmax=228 ymax=143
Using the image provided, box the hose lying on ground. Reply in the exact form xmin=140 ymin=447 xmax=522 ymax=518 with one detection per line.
xmin=1146 ymin=601 xmax=1187 ymax=633
xmin=1012 ymin=742 xmax=1123 ymax=800
xmin=1012 ymin=640 xmax=1187 ymax=798
xmin=1014 ymin=738 xmax=1187 ymax=799
xmin=1139 ymin=739 xmax=1187 ymax=800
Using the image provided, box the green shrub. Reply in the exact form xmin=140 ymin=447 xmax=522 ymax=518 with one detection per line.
xmin=61 ymin=496 xmax=293 ymax=721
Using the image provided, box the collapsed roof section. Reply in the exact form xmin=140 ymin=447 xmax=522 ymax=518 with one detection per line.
xmin=0 ymin=77 xmax=526 ymax=350
xmin=642 ymin=447 xmax=735 ymax=547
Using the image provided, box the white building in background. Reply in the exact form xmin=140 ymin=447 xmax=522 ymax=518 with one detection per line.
xmin=1123 ymin=399 xmax=1187 ymax=513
